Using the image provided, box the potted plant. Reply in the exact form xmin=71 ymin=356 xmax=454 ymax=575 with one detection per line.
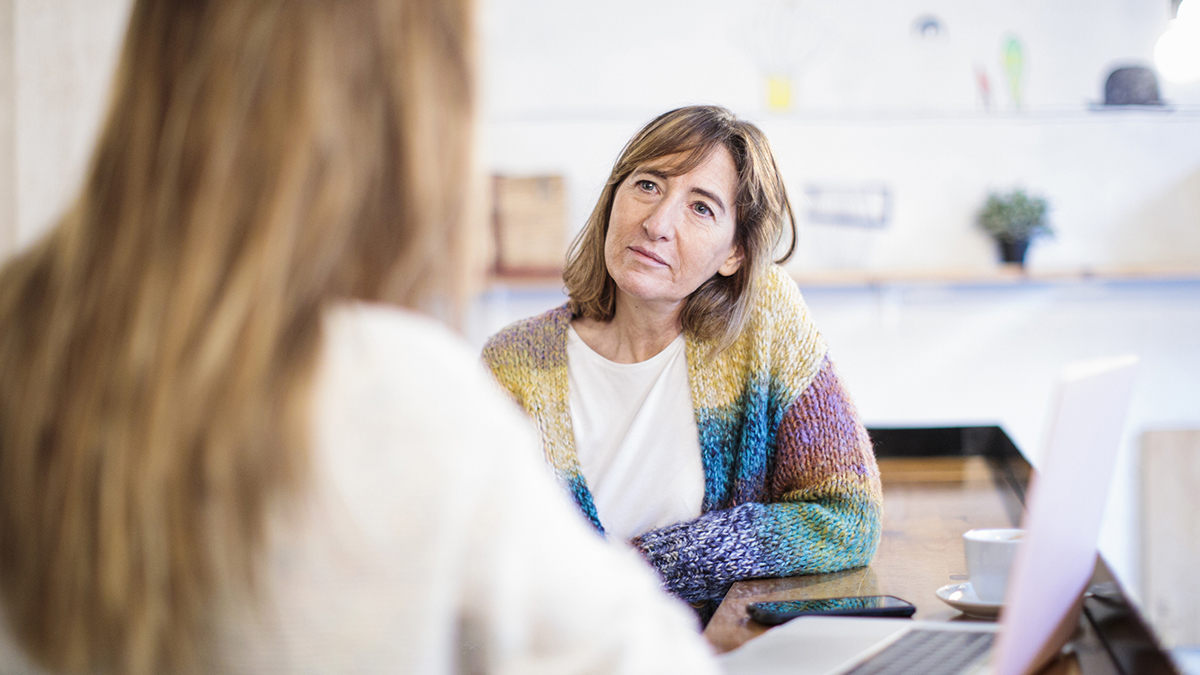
xmin=976 ymin=189 xmax=1052 ymax=266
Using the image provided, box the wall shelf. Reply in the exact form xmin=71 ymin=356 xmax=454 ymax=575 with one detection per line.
xmin=488 ymin=106 xmax=1200 ymax=126
xmin=484 ymin=265 xmax=1200 ymax=293
xmin=787 ymin=264 xmax=1200 ymax=289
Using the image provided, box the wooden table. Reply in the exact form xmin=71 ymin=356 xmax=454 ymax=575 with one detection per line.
xmin=702 ymin=427 xmax=1176 ymax=675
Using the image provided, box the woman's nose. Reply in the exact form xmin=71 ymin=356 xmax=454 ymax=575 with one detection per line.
xmin=641 ymin=200 xmax=678 ymax=240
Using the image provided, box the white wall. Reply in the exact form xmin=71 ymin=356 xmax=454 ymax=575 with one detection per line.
xmin=483 ymin=0 xmax=1193 ymax=115
xmin=0 ymin=1 xmax=14 ymax=255
xmin=487 ymin=116 xmax=1200 ymax=273
xmin=481 ymin=0 xmax=1200 ymax=274
xmin=0 ymin=0 xmax=132 ymax=258
xmin=5 ymin=0 xmax=1198 ymax=269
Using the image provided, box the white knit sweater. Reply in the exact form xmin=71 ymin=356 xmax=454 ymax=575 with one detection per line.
xmin=0 ymin=303 xmax=717 ymax=675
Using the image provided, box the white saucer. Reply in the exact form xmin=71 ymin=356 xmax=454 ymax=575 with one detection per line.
xmin=936 ymin=582 xmax=1003 ymax=619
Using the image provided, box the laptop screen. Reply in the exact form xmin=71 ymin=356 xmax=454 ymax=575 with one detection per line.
xmin=994 ymin=355 xmax=1138 ymax=675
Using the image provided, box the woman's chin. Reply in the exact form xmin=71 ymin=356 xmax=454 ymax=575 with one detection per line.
xmin=614 ymin=283 xmax=686 ymax=309
xmin=611 ymin=266 xmax=697 ymax=305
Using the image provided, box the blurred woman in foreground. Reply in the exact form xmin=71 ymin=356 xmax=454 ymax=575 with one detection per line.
xmin=0 ymin=2 xmax=716 ymax=674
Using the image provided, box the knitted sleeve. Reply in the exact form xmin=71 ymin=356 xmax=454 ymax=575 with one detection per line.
xmin=631 ymin=359 xmax=881 ymax=601
xmin=630 ymin=271 xmax=883 ymax=603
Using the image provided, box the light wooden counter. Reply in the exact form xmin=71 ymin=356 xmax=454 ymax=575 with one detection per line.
xmin=704 ymin=456 xmax=1016 ymax=653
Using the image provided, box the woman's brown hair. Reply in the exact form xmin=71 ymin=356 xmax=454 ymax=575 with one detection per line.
xmin=0 ymin=1 xmax=474 ymax=673
xmin=563 ymin=105 xmax=796 ymax=350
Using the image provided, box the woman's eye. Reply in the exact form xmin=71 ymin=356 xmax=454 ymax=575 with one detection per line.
xmin=694 ymin=202 xmax=713 ymax=217
xmin=637 ymin=179 xmax=657 ymax=192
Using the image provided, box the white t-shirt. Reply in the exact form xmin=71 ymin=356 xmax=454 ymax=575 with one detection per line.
xmin=567 ymin=325 xmax=705 ymax=543
xmin=0 ymin=304 xmax=718 ymax=675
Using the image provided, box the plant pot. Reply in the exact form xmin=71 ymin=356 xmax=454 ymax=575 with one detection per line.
xmin=997 ymin=238 xmax=1030 ymax=266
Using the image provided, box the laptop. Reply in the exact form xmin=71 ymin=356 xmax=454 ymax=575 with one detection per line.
xmin=720 ymin=355 xmax=1139 ymax=675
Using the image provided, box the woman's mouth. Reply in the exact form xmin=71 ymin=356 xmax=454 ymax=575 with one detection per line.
xmin=629 ymin=246 xmax=668 ymax=266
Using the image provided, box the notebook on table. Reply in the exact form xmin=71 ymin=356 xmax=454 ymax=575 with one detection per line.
xmin=720 ymin=355 xmax=1139 ymax=675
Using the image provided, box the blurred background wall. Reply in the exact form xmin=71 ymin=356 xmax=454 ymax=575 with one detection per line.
xmin=0 ymin=0 xmax=130 ymax=255
xmin=481 ymin=0 xmax=1200 ymax=274
xmin=0 ymin=0 xmax=1196 ymax=620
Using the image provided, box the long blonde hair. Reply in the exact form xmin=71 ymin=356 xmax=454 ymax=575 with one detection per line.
xmin=563 ymin=106 xmax=796 ymax=351
xmin=0 ymin=1 xmax=474 ymax=673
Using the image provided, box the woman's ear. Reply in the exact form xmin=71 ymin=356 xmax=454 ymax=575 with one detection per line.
xmin=717 ymin=245 xmax=744 ymax=277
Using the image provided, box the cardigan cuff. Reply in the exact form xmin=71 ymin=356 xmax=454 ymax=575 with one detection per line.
xmin=631 ymin=504 xmax=775 ymax=603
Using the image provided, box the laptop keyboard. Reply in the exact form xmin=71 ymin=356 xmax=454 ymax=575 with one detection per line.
xmin=843 ymin=629 xmax=995 ymax=675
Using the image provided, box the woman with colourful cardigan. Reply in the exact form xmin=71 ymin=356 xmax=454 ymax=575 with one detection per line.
xmin=483 ymin=105 xmax=882 ymax=608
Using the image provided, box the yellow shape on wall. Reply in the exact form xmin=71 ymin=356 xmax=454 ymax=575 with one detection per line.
xmin=766 ymin=75 xmax=793 ymax=111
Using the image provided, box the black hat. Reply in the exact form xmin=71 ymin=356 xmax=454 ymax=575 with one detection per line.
xmin=1102 ymin=66 xmax=1165 ymax=106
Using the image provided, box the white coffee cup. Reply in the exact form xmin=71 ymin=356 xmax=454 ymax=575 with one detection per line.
xmin=963 ymin=528 xmax=1024 ymax=604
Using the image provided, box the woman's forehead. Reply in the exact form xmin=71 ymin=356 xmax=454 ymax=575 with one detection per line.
xmin=631 ymin=145 xmax=731 ymax=179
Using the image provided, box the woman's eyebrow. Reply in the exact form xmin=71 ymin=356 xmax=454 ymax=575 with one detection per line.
xmin=636 ymin=168 xmax=671 ymax=180
xmin=691 ymin=187 xmax=726 ymax=215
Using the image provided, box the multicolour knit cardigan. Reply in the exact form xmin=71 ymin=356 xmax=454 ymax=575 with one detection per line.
xmin=482 ymin=265 xmax=882 ymax=603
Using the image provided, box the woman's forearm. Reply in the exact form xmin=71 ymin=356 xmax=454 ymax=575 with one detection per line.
xmin=630 ymin=496 xmax=881 ymax=602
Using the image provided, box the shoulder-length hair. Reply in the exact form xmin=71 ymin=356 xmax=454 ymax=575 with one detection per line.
xmin=0 ymin=1 xmax=474 ymax=673
xmin=563 ymin=105 xmax=796 ymax=350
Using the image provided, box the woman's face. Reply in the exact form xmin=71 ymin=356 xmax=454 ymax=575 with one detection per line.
xmin=604 ymin=147 xmax=743 ymax=314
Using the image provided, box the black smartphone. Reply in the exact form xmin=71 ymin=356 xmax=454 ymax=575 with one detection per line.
xmin=746 ymin=595 xmax=916 ymax=625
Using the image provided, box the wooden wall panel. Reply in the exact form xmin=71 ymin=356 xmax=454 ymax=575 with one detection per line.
xmin=1142 ymin=429 xmax=1200 ymax=648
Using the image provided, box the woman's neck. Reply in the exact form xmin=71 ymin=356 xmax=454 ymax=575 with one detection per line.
xmin=573 ymin=296 xmax=682 ymax=364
